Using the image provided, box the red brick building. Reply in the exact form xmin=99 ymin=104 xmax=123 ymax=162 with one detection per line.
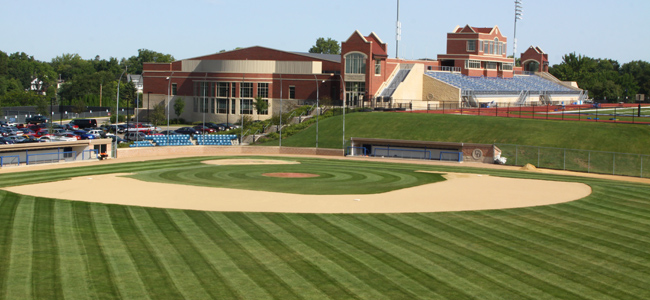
xmin=437 ymin=25 xmax=515 ymax=78
xmin=520 ymin=46 xmax=549 ymax=72
xmin=141 ymin=26 xmax=574 ymax=122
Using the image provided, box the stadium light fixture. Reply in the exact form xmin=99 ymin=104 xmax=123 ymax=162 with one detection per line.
xmin=513 ymin=0 xmax=524 ymax=63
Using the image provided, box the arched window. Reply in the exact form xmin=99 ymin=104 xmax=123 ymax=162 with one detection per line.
xmin=493 ymin=38 xmax=499 ymax=55
xmin=345 ymin=53 xmax=367 ymax=74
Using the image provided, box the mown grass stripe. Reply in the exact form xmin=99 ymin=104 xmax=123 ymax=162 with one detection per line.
xmin=106 ymin=205 xmax=183 ymax=299
xmin=88 ymin=205 xmax=149 ymax=299
xmin=451 ymin=211 xmax=643 ymax=299
xmin=575 ymin=191 xmax=650 ymax=224
xmin=328 ymin=214 xmax=508 ymax=300
xmin=499 ymin=207 xmax=650 ymax=271
xmin=145 ymin=209 xmax=242 ymax=299
xmin=251 ymin=213 xmax=387 ymax=299
xmin=0 ymin=192 xmax=20 ymax=297
xmin=71 ymin=202 xmax=121 ymax=299
xmin=193 ymin=211 xmax=315 ymax=299
xmin=279 ymin=213 xmax=436 ymax=299
xmin=5 ymin=196 xmax=35 ymax=300
xmin=390 ymin=213 xmax=572 ymax=299
xmin=305 ymin=214 xmax=474 ymax=299
xmin=466 ymin=210 xmax=650 ymax=293
xmin=31 ymin=198 xmax=64 ymax=299
xmin=519 ymin=207 xmax=650 ymax=263
xmin=224 ymin=213 xmax=360 ymax=299
xmin=53 ymin=200 xmax=92 ymax=299
xmin=346 ymin=214 xmax=532 ymax=299
xmin=126 ymin=207 xmax=212 ymax=299
xmin=546 ymin=203 xmax=650 ymax=248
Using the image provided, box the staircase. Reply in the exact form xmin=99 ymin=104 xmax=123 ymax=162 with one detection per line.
xmin=378 ymin=66 xmax=412 ymax=97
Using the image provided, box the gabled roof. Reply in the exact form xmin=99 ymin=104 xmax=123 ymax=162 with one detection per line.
xmin=524 ymin=46 xmax=546 ymax=54
xmin=345 ymin=30 xmax=370 ymax=43
xmin=185 ymin=46 xmax=340 ymax=63
xmin=453 ymin=25 xmax=503 ymax=36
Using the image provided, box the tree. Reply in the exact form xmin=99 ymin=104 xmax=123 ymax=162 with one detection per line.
xmin=319 ymin=95 xmax=333 ymax=107
xmin=173 ymin=98 xmax=185 ymax=119
xmin=309 ymin=37 xmax=340 ymax=54
xmin=35 ymin=97 xmax=48 ymax=116
xmin=73 ymin=99 xmax=86 ymax=114
xmin=253 ymin=96 xmax=268 ymax=120
xmin=150 ymin=102 xmax=166 ymax=127
xmin=125 ymin=49 xmax=175 ymax=75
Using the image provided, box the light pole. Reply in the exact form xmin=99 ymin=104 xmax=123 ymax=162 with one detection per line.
xmin=202 ymin=73 xmax=207 ymax=139
xmin=314 ymin=75 xmax=324 ymax=148
xmin=339 ymin=74 xmax=346 ymax=150
xmin=279 ymin=74 xmax=282 ymax=147
xmin=166 ymin=71 xmax=175 ymax=145
xmin=513 ymin=0 xmax=523 ymax=61
xmin=114 ymin=65 xmax=127 ymax=157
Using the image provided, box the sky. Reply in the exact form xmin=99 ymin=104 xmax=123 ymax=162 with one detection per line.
xmin=2 ymin=0 xmax=649 ymax=66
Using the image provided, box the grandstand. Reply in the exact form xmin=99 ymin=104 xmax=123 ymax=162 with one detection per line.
xmin=424 ymin=71 xmax=585 ymax=107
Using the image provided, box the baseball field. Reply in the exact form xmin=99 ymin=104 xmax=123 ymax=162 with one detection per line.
xmin=0 ymin=155 xmax=649 ymax=299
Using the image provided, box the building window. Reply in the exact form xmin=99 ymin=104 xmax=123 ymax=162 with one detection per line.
xmin=210 ymin=98 xmax=215 ymax=113
xmin=217 ymin=82 xmax=229 ymax=97
xmin=345 ymin=53 xmax=366 ymax=74
xmin=231 ymin=83 xmax=236 ymax=97
xmin=289 ymin=86 xmax=295 ymax=99
xmin=466 ymin=60 xmax=481 ymax=69
xmin=467 ymin=40 xmax=476 ymax=52
xmin=217 ymin=98 xmax=228 ymax=114
xmin=501 ymin=63 xmax=513 ymax=71
xmin=375 ymin=60 xmax=381 ymax=75
xmin=257 ymin=83 xmax=269 ymax=98
xmin=171 ymin=83 xmax=177 ymax=95
xmin=493 ymin=38 xmax=499 ymax=55
xmin=240 ymin=99 xmax=253 ymax=115
xmin=241 ymin=82 xmax=253 ymax=98
xmin=486 ymin=62 xmax=498 ymax=69
xmin=483 ymin=41 xmax=489 ymax=53
xmin=231 ymin=99 xmax=236 ymax=114
xmin=193 ymin=98 xmax=198 ymax=113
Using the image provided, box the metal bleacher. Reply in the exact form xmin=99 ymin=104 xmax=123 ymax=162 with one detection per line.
xmin=146 ymin=134 xmax=193 ymax=146
xmin=196 ymin=134 xmax=237 ymax=146
xmin=425 ymin=72 xmax=577 ymax=94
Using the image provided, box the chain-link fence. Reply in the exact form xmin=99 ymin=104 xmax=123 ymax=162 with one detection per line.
xmin=496 ymin=143 xmax=650 ymax=178
xmin=2 ymin=106 xmax=134 ymax=124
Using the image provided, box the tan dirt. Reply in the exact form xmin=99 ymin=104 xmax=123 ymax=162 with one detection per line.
xmin=3 ymin=160 xmax=592 ymax=214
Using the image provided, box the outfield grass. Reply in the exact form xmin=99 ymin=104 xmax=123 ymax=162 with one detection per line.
xmin=264 ymin=112 xmax=650 ymax=154
xmin=1 ymin=156 xmax=649 ymax=299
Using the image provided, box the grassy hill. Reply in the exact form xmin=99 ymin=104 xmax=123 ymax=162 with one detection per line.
xmin=264 ymin=112 xmax=650 ymax=154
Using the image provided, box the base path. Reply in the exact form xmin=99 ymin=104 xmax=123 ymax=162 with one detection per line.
xmin=4 ymin=160 xmax=592 ymax=214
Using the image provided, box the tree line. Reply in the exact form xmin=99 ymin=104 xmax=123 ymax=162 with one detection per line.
xmin=0 ymin=49 xmax=174 ymax=116
xmin=550 ymin=53 xmax=650 ymax=102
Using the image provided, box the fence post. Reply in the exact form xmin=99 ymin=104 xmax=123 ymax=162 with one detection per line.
xmin=515 ymin=145 xmax=518 ymax=165
xmin=564 ymin=148 xmax=566 ymax=170
xmin=537 ymin=147 xmax=540 ymax=167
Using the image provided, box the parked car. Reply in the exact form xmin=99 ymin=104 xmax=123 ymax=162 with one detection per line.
xmin=123 ymin=131 xmax=146 ymax=141
xmin=63 ymin=123 xmax=79 ymax=131
xmin=0 ymin=137 xmax=15 ymax=144
xmin=0 ymin=121 xmax=7 ymax=127
xmin=193 ymin=125 xmax=216 ymax=133
xmin=205 ymin=122 xmax=226 ymax=131
xmin=85 ymin=129 xmax=105 ymax=138
xmin=217 ymin=123 xmax=239 ymax=130
xmin=110 ymin=135 xmax=127 ymax=144
xmin=25 ymin=115 xmax=49 ymax=124
xmin=174 ymin=127 xmax=200 ymax=136
xmin=72 ymin=130 xmax=95 ymax=140
xmin=69 ymin=119 xmax=97 ymax=129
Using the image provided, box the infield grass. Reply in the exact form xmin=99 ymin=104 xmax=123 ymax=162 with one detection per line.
xmin=0 ymin=156 xmax=649 ymax=299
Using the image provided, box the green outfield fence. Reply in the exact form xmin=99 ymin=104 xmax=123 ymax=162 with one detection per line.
xmin=496 ymin=143 xmax=650 ymax=178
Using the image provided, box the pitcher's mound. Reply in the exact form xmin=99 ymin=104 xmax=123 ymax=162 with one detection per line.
xmin=521 ymin=163 xmax=537 ymax=171
xmin=263 ymin=173 xmax=320 ymax=178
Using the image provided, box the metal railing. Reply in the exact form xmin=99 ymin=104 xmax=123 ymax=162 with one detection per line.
xmin=496 ymin=143 xmax=650 ymax=178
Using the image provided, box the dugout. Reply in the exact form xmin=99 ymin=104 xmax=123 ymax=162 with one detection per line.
xmin=348 ymin=137 xmax=500 ymax=163
xmin=0 ymin=139 xmax=112 ymax=167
